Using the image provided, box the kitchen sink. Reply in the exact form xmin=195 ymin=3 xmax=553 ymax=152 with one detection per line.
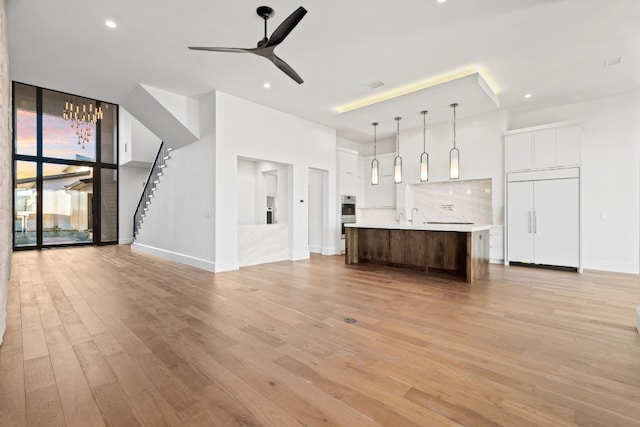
xmin=427 ymin=221 xmax=474 ymax=225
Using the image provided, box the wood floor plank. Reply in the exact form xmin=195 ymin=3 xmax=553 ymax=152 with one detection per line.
xmin=91 ymin=381 xmax=141 ymax=427
xmin=42 ymin=325 xmax=105 ymax=427
xmin=25 ymin=383 xmax=65 ymax=427
xmin=104 ymin=350 xmax=183 ymax=427
xmin=2 ymin=247 xmax=640 ymax=426
xmin=0 ymin=271 xmax=27 ymax=427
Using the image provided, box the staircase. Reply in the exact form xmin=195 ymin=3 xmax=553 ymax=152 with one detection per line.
xmin=133 ymin=142 xmax=172 ymax=239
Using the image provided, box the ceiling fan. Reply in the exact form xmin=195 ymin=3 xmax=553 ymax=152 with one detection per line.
xmin=189 ymin=6 xmax=307 ymax=84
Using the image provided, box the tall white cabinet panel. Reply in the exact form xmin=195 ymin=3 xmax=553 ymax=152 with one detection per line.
xmin=507 ymin=177 xmax=579 ymax=268
xmin=533 ymin=178 xmax=579 ymax=267
xmin=507 ymin=181 xmax=534 ymax=263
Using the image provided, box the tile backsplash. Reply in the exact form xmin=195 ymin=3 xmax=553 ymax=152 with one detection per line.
xmin=409 ymin=178 xmax=493 ymax=225
xmin=357 ymin=208 xmax=397 ymax=225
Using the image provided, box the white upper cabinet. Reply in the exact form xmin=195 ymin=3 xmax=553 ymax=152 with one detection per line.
xmin=506 ymin=123 xmax=581 ymax=172
xmin=337 ymin=148 xmax=358 ymax=196
xmin=505 ymin=132 xmax=533 ymax=171
xmin=533 ymin=129 xmax=556 ymax=169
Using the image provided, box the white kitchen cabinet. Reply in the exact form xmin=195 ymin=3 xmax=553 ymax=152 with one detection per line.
xmin=505 ymin=132 xmax=533 ymax=171
xmin=506 ymin=181 xmax=534 ymax=263
xmin=533 ymin=129 xmax=556 ymax=169
xmin=337 ymin=148 xmax=358 ymax=196
xmin=507 ymin=174 xmax=579 ymax=268
xmin=505 ymin=123 xmax=581 ymax=171
xmin=364 ymin=153 xmax=396 ymax=207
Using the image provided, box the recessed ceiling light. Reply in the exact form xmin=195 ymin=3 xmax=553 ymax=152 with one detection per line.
xmin=263 ymin=82 xmax=271 ymax=89
xmin=524 ymin=93 xmax=532 ymax=99
xmin=105 ymin=20 xmax=117 ymax=29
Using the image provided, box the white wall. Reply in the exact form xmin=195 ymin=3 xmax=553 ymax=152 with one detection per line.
xmin=0 ymin=0 xmax=11 ymax=346
xmin=510 ymin=91 xmax=640 ymax=274
xmin=308 ymin=169 xmax=324 ymax=253
xmin=118 ymin=106 xmax=163 ymax=244
xmin=119 ymin=107 xmax=162 ymax=167
xmin=133 ymin=92 xmax=216 ymax=271
xmin=237 ymin=158 xmax=257 ymax=225
xmin=214 ymin=91 xmax=337 ymax=271
xmin=118 ymin=165 xmax=149 ymax=244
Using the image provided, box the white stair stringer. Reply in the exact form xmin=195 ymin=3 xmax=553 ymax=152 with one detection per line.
xmin=133 ymin=144 xmax=172 ymax=240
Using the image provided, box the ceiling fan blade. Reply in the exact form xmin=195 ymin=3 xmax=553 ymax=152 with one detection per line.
xmin=188 ymin=46 xmax=250 ymax=53
xmin=266 ymin=6 xmax=307 ymax=47
xmin=272 ymin=54 xmax=304 ymax=84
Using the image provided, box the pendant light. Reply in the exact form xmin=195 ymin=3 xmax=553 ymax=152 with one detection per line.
xmin=449 ymin=103 xmax=460 ymax=180
xmin=419 ymin=110 xmax=429 ymax=182
xmin=371 ymin=122 xmax=379 ymax=185
xmin=394 ymin=116 xmax=403 ymax=184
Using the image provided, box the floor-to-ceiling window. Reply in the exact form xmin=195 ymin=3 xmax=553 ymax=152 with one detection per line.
xmin=12 ymin=82 xmax=118 ymax=249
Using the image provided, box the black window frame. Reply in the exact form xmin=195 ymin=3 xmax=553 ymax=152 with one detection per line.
xmin=11 ymin=81 xmax=119 ymax=250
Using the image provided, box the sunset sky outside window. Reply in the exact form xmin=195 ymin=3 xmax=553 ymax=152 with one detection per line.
xmin=16 ymin=109 xmax=96 ymax=163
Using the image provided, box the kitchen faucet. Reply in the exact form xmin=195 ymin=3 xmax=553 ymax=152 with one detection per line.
xmin=409 ymin=208 xmax=419 ymax=224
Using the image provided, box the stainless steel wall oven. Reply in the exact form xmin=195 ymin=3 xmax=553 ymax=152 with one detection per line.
xmin=340 ymin=195 xmax=356 ymax=239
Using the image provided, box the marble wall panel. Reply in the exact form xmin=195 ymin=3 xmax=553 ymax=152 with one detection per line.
xmin=411 ymin=178 xmax=493 ymax=225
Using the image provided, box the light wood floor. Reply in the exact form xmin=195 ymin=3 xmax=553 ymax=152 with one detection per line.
xmin=1 ymin=246 xmax=639 ymax=426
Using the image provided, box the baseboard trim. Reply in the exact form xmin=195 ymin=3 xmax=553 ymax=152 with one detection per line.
xmin=119 ymin=237 xmax=133 ymax=245
xmin=582 ymin=260 xmax=638 ymax=275
xmin=309 ymin=245 xmax=323 ymax=254
xmin=291 ymin=250 xmax=310 ymax=261
xmin=214 ymin=261 xmax=240 ymax=273
xmin=322 ymin=246 xmax=337 ymax=256
xmin=310 ymin=246 xmax=338 ymax=256
xmin=132 ymin=243 xmax=216 ymax=272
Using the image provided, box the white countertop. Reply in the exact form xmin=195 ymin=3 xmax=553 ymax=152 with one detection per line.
xmin=345 ymin=223 xmax=492 ymax=232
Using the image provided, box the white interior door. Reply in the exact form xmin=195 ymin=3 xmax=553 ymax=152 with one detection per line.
xmin=507 ymin=181 xmax=535 ymax=263
xmin=533 ymin=178 xmax=579 ymax=267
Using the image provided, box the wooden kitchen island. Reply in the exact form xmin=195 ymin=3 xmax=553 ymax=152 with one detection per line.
xmin=345 ymin=223 xmax=491 ymax=283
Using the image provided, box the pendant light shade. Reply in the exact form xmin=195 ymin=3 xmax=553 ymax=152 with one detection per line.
xmin=449 ymin=103 xmax=460 ymax=180
xmin=394 ymin=117 xmax=403 ymax=184
xmin=371 ymin=122 xmax=379 ymax=185
xmin=420 ymin=110 xmax=429 ymax=182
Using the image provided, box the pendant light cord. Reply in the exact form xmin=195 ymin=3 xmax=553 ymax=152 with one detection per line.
xmin=452 ymin=104 xmax=457 ymax=149
xmin=373 ymin=123 xmax=377 ymax=158
xmin=422 ymin=111 xmax=427 ymax=152
xmin=395 ymin=117 xmax=401 ymax=154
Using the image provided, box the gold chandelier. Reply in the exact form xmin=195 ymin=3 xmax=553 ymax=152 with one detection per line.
xmin=62 ymin=97 xmax=104 ymax=149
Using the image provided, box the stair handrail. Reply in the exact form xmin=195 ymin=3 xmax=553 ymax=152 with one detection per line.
xmin=133 ymin=141 xmax=168 ymax=239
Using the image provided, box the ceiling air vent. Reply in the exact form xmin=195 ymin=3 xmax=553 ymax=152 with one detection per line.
xmin=604 ymin=57 xmax=623 ymax=68
xmin=367 ymin=80 xmax=385 ymax=89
